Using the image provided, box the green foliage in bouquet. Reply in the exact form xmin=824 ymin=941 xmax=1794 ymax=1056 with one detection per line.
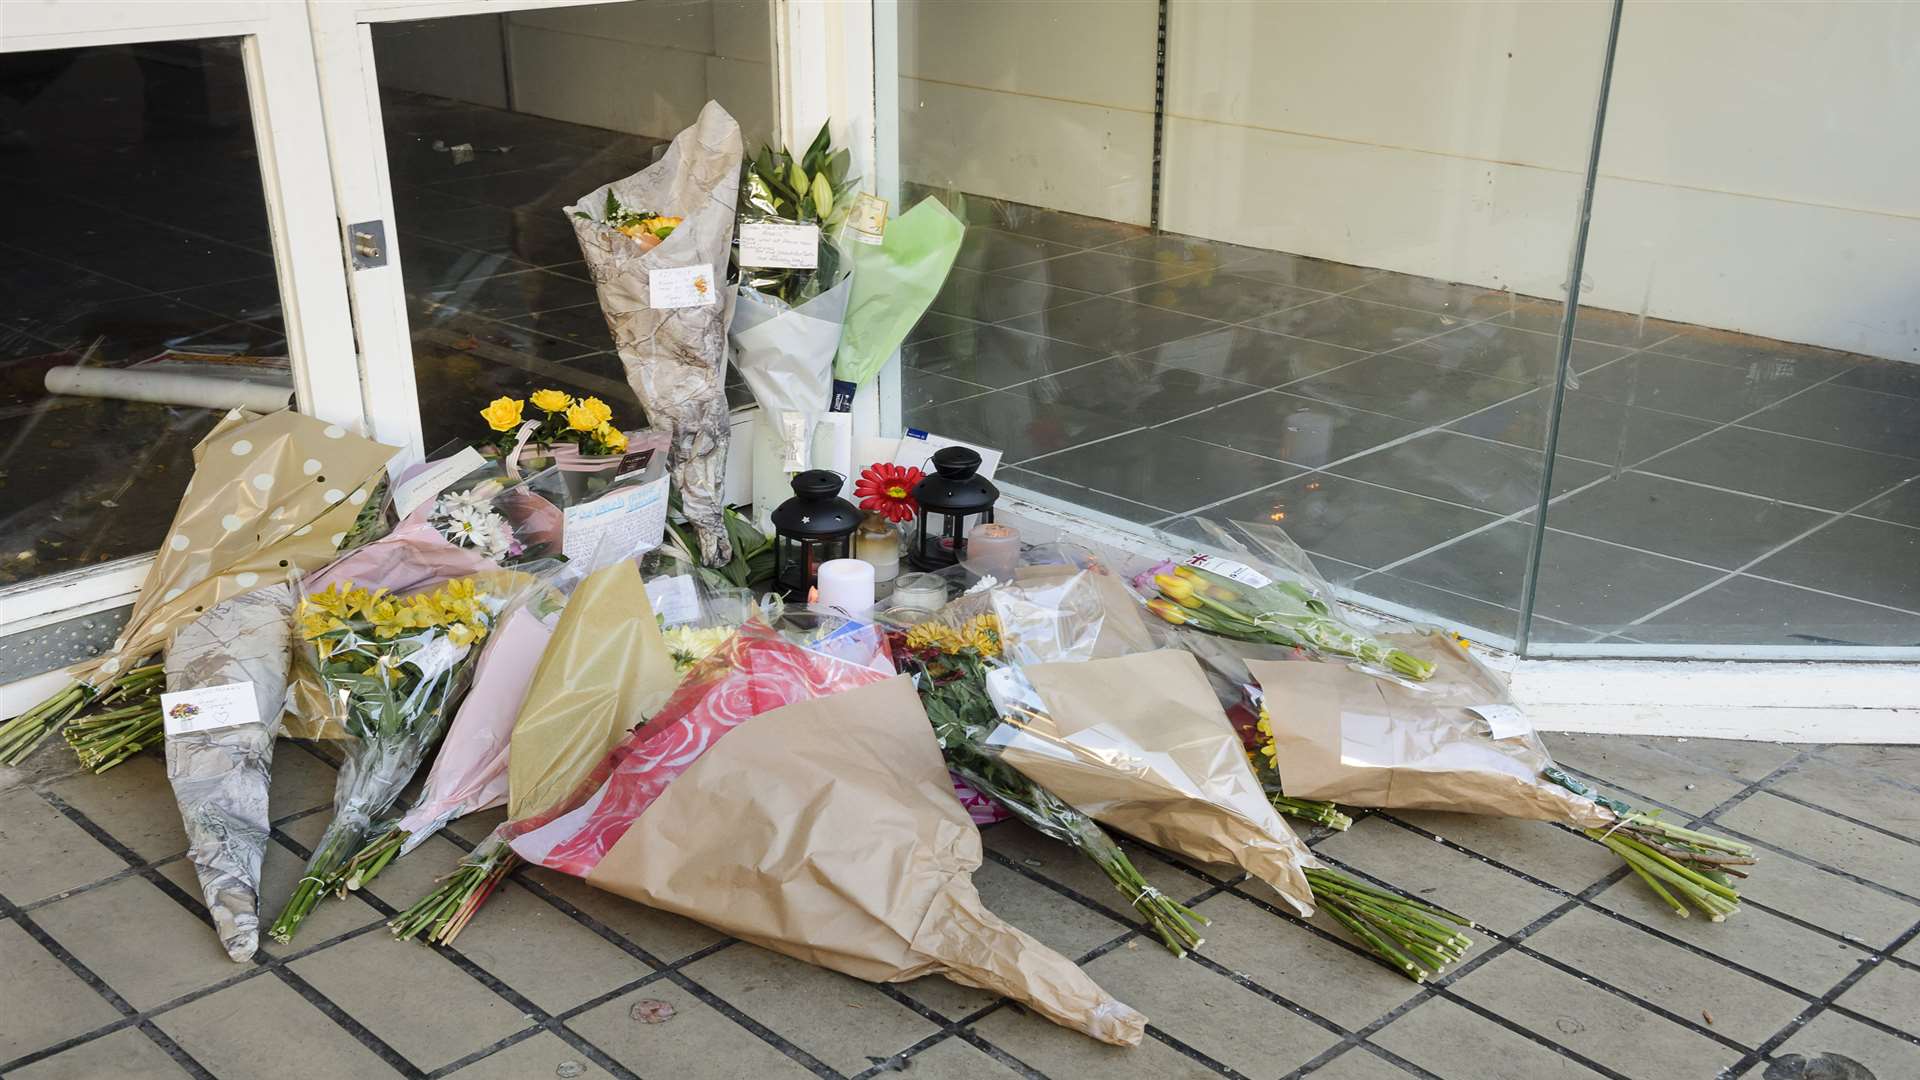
xmin=738 ymin=121 xmax=856 ymax=306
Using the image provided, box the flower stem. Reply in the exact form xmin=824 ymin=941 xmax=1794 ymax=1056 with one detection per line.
xmin=1307 ymin=868 xmax=1474 ymax=982
xmin=389 ymin=840 xmax=517 ymax=945
xmin=1267 ymin=794 xmax=1352 ymax=831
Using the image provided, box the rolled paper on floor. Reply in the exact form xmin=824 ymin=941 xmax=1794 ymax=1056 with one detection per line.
xmin=816 ymin=558 xmax=876 ymax=615
xmin=45 ymin=366 xmax=293 ymax=412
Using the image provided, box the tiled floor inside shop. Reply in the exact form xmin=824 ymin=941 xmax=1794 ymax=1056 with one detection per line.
xmin=900 ymin=200 xmax=1920 ymax=650
xmin=4 ymin=735 xmax=1917 ymax=1079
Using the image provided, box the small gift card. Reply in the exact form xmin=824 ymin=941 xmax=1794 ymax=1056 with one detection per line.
xmin=392 ymin=445 xmax=485 ymax=519
xmin=847 ymin=193 xmax=888 ymax=246
xmin=161 ymin=682 xmax=261 ymax=737
xmin=1466 ymin=703 xmax=1531 ymax=741
xmin=650 ymin=264 xmax=717 ymax=309
xmin=738 ymin=223 xmax=820 ymax=269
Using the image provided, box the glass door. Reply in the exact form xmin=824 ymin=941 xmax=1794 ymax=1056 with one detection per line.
xmin=0 ymin=2 xmax=360 ymax=685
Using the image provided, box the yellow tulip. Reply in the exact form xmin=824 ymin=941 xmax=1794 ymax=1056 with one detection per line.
xmin=1153 ymin=573 xmax=1195 ymax=603
xmin=530 ymin=389 xmax=572 ymax=413
xmin=564 ymin=403 xmax=599 ymax=432
xmin=480 ymin=396 xmax=525 ymax=432
xmin=1146 ymin=598 xmax=1190 ymax=625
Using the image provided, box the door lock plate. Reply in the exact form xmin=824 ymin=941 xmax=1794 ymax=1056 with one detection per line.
xmin=349 ymin=220 xmax=388 ymax=269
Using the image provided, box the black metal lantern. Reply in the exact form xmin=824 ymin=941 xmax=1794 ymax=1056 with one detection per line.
xmin=908 ymin=447 xmax=998 ymax=571
xmin=770 ymin=470 xmax=861 ymax=600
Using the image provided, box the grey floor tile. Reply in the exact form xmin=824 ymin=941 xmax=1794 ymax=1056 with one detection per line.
xmin=0 ymin=918 xmax=125 ymax=1064
xmin=971 ymin=858 xmax=1131 ymax=961
xmin=981 ymin=823 xmax=1204 ymax=924
xmin=520 ymin=867 xmax=727 ymax=964
xmin=1390 ymin=322 xmax=1627 ymax=385
xmin=1372 ymin=996 xmax=1612 ymax=1080
xmin=1080 ymin=946 xmax=1341 ymax=1076
xmin=999 ymin=466 xmax=1174 ymax=524
xmin=1304 ymin=1047 xmax=1424 ymax=1080
xmin=902 ymin=323 xmax=1110 ymax=388
xmin=952 ymin=227 xmax=1079 ymax=273
xmin=446 ymin=1032 xmax=611 ymax=1080
xmin=969 ymin=1002 xmax=1223 ymax=1080
xmin=903 ymin=388 xmax=1139 ymax=465
xmin=1344 ymin=275 xmax=1527 ymax=322
xmin=1855 ymin=479 xmax=1920 ymax=529
xmin=449 ymin=880 xmax=649 ymax=1015
xmin=1116 ymin=271 xmax=1325 ymax=323
xmin=1216 ymin=248 xmax=1384 ymax=293
xmin=46 ymin=754 xmax=186 ymax=862
xmin=155 ymin=976 xmax=403 ymax=1080
xmin=1545 ymin=736 xmax=1748 ymax=816
xmin=1525 ymin=906 xmax=1807 ymax=1048
xmin=1006 ymin=354 xmax=1260 ymax=427
xmin=902 ymin=368 xmax=991 ymax=413
xmin=568 ymin=983 xmax=819 ymax=1080
xmin=1743 ymin=383 xmax=1920 ymax=460
xmin=1128 ymin=326 xmax=1368 ymax=388
xmin=996 ymin=249 xmax=1196 ymax=295
xmin=1544 ymin=472 xmax=1830 ymax=570
xmin=1248 ymin=295 xmax=1464 ymax=353
xmin=34 ymin=876 xmax=239 ymax=1010
xmin=1314 ymin=816 xmax=1562 ymax=935
xmin=1770 ymin=756 xmax=1920 ymax=843
xmin=1329 ymin=430 xmax=1608 ymax=516
xmin=1653 ymin=326 xmax=1871 ymax=381
xmin=290 ymin=931 xmax=530 ymax=1072
xmin=1575 ymin=352 xmax=1828 ymax=423
xmin=1452 ymin=388 xmax=1716 ymax=466
xmin=1283 ymin=353 xmax=1534 ymax=426
xmin=682 ymin=945 xmax=938 ymax=1076
xmin=1831 ymin=357 xmax=1920 ymax=399
xmin=1591 ymin=875 xmax=1871 ymax=993
xmin=1201 ymin=472 xmax=1500 ymax=570
xmin=1638 ymin=425 xmax=1919 ymax=512
xmin=1000 ymin=294 xmax=1223 ymax=355
xmin=1189 ymin=893 xmax=1422 ymax=1030
xmin=927 ymin=266 xmax=1093 ymax=323
xmin=1771 ymin=1009 xmax=1920 ymax=1079
xmin=1833 ymin=962 xmax=1920 ymax=1035
xmin=0 ymin=788 xmax=129 ymax=906
xmin=1449 ymin=950 xmax=1743 ymax=1079
xmin=1814 ymin=744 xmax=1920 ymax=794
xmin=894 ymin=1038 xmax=1025 ymax=1079
xmin=1161 ymin=391 xmax=1421 ymax=468
xmin=1718 ymin=792 xmax=1920 ymax=899
xmin=1631 ymin=575 xmax=1920 ymax=648
xmin=1386 ymin=810 xmax=1621 ymax=894
xmin=1397 ymin=523 xmax=1722 ymax=630
xmin=1713 ymin=835 xmax=1920 ymax=949
xmin=1019 ymin=428 xmax=1300 ymax=514
xmin=8 ymin=1025 xmax=189 ymax=1080
xmin=1749 ymin=515 xmax=1920 ymax=612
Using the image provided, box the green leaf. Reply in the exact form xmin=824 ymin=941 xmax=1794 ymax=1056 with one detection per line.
xmin=806 ymin=119 xmax=831 ymax=163
xmin=827 ymin=148 xmax=850 ymax=186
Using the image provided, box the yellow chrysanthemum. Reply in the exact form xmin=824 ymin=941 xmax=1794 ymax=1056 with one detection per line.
xmin=564 ymin=403 xmax=599 ymax=432
xmin=905 ymin=622 xmax=963 ymax=653
xmin=578 ymin=396 xmax=613 ymax=426
xmin=480 ymin=396 xmax=525 ymax=432
xmin=959 ymin=613 xmax=1002 ymax=658
xmin=529 ymin=388 xmax=572 ymax=413
xmin=1254 ymin=705 xmax=1279 ymax=766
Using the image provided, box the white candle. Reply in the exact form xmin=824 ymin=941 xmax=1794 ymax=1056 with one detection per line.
xmin=815 ymin=559 xmax=876 ymax=616
xmin=892 ymin=572 xmax=947 ymax=612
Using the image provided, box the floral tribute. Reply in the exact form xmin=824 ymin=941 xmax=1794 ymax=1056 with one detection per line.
xmin=479 ymin=389 xmax=628 ymax=457
xmin=854 ymin=462 xmax=922 ymax=523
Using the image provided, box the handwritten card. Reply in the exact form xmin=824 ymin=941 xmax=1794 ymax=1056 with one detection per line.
xmin=650 ymin=264 xmax=717 ymax=309
xmin=161 ymin=682 xmax=262 ymax=737
xmin=738 ymin=223 xmax=820 ymax=269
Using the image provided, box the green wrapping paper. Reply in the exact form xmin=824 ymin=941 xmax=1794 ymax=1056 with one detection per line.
xmin=830 ymin=197 xmax=964 ymax=406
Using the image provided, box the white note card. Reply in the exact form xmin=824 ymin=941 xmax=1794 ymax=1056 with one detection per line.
xmin=161 ymin=682 xmax=262 ymax=737
xmin=737 ymin=223 xmax=820 ymax=269
xmin=1467 ymin=704 xmax=1532 ymax=741
xmin=646 ymin=575 xmax=701 ymax=626
xmin=563 ymin=475 xmax=669 ymax=563
xmin=649 ymin=264 xmax=718 ymax=309
xmin=892 ymin=430 xmax=1002 ymax=480
xmin=392 ymin=445 xmax=486 ymax=519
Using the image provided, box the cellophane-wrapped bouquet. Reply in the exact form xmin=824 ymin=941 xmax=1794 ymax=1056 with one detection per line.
xmin=267 ymin=573 xmax=519 ymax=942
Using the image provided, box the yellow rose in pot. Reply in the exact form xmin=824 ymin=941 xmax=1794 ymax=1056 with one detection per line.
xmin=529 ymin=388 xmax=572 ymax=413
xmin=596 ymin=424 xmax=628 ymax=454
xmin=564 ymin=403 xmax=600 ymax=432
xmin=578 ymin=396 xmax=614 ymax=426
xmin=480 ymin=397 xmax=524 ymax=432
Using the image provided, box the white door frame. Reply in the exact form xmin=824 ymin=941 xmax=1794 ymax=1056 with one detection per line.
xmin=0 ymin=1 xmax=365 ymax=634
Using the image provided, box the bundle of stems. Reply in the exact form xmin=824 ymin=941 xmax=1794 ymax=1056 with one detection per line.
xmin=0 ymin=658 xmax=170 ymax=768
xmin=1587 ymin=814 xmax=1751 ymax=921
xmin=61 ymin=663 xmax=167 ymax=773
xmin=331 ymin=826 xmax=409 ymax=894
xmin=1143 ymin=564 xmax=1434 ymax=681
xmin=270 ymin=829 xmax=358 ymax=942
xmin=1269 ymin=793 xmax=1353 ymax=831
xmin=389 ymin=839 xmax=518 ymax=945
xmin=898 ymin=631 xmax=1210 ymax=957
xmin=1306 ymin=867 xmax=1474 ymax=982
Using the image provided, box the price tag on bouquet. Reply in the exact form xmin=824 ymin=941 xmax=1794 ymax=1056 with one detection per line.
xmin=1466 ymin=703 xmax=1532 ymax=741
xmin=161 ymin=682 xmax=262 ymax=737
xmin=737 ymin=223 xmax=820 ymax=269
xmin=648 ymin=264 xmax=718 ymax=309
xmin=1183 ymin=553 xmax=1273 ymax=590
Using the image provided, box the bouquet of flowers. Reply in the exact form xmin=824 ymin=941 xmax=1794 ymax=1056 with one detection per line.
xmin=266 ymin=573 xmax=516 ymax=942
xmin=736 ymin=121 xmax=854 ymax=306
xmin=478 ymin=389 xmax=630 ymax=460
xmin=506 ymin=623 xmax=1145 ymax=1046
xmin=573 ymin=190 xmax=679 ymax=252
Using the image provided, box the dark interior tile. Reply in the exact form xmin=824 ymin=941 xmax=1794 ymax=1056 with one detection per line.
xmin=902 ymin=368 xmax=990 ymax=413
xmin=903 ymin=312 xmax=987 ymax=345
xmin=1101 ymin=231 xmax=1263 ymax=269
xmin=951 ymin=227 xmax=1078 ymax=273
xmin=65 ymin=229 xmax=272 ymax=292
xmin=1396 ymin=523 xmax=1722 ymax=630
xmin=1748 ymin=515 xmax=1920 ymax=612
xmin=1632 ymin=575 xmax=1920 ymax=648
xmin=415 ymin=268 xmax=597 ymax=321
xmin=927 ymin=267 xmax=1092 ymax=323
xmin=1021 ymin=428 xmax=1300 ymax=515
xmin=997 ymin=466 xmax=1173 ymax=524
xmin=1347 ymin=569 xmax=1528 ymax=641
xmin=1545 ymin=472 xmax=1828 ymax=569
xmin=1494 ymin=299 xmax=1692 ymax=349
xmin=1000 ymin=295 xmax=1221 ymax=355
xmin=1214 ymin=249 xmax=1382 ymax=293
xmin=1575 ymin=352 xmax=1825 ymax=422
xmin=165 ymin=276 xmax=284 ymax=325
xmin=1742 ymin=383 xmax=1920 ymax=460
xmin=1005 ymin=355 xmax=1259 ymax=427
xmin=500 ymin=304 xmax=614 ymax=358
xmin=1202 ymin=472 xmax=1500 ymax=570
xmin=1830 ymin=359 xmax=1920 ymax=400
xmin=1637 ymin=426 xmax=1920 ymax=512
xmin=1329 ymin=430 xmax=1608 ymax=515
xmin=1451 ymin=388 xmax=1715 ymax=466
xmin=1855 ymin=480 xmax=1920 ymax=529
xmin=903 ymin=388 xmax=1137 ymax=465
xmin=1117 ymin=272 xmax=1323 ymax=324
xmin=989 ymin=204 xmax=1147 ymax=248
xmin=1283 ymin=352 xmax=1533 ymax=426
xmin=1160 ymin=391 xmax=1419 ymax=468
xmin=903 ymin=323 xmax=1108 ymax=388
xmin=1344 ymin=276 xmax=1525 ymax=321
xmin=1126 ymin=327 xmax=1365 ymax=389
xmin=1653 ymin=326 xmax=1869 ymax=380
xmin=1391 ymin=322 xmax=1625 ymax=384
xmin=1247 ymin=296 xmax=1462 ymax=353
xmin=400 ymin=236 xmax=533 ymax=292
xmin=997 ymin=250 xmax=1195 ymax=295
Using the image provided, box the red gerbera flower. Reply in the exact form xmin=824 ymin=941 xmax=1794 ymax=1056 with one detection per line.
xmin=854 ymin=462 xmax=922 ymax=523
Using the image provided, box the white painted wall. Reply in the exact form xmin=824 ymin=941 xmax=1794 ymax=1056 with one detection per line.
xmin=371 ymin=2 xmax=775 ymax=148
xmin=896 ymin=0 xmax=1158 ymax=225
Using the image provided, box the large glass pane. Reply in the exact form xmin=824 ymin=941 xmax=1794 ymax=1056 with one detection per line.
xmin=369 ymin=0 xmax=774 ymax=451
xmin=1528 ymin=4 xmax=1920 ymax=656
xmin=894 ymin=1 xmax=1613 ymax=648
xmin=0 ymin=40 xmax=285 ymax=591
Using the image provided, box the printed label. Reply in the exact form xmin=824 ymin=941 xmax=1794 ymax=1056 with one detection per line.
xmin=1183 ymin=553 xmax=1273 ymax=590
xmin=161 ymin=682 xmax=262 ymax=737
xmin=645 ymin=575 xmax=701 ymax=626
xmin=615 ymin=447 xmax=657 ymax=482
xmin=563 ymin=475 xmax=669 ymax=563
xmin=738 ymin=222 xmax=820 ymax=269
xmin=392 ymin=446 xmax=486 ymax=519
xmin=847 ymin=194 xmax=888 ymax=245
xmin=404 ymin=635 xmax=470 ymax=682
xmin=649 ymin=264 xmax=717 ymax=309
xmin=1467 ymin=703 xmax=1531 ymax=741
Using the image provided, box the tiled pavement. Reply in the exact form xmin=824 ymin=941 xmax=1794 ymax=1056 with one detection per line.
xmin=899 ymin=195 xmax=1920 ymax=654
xmin=4 ymin=735 xmax=1917 ymax=1079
